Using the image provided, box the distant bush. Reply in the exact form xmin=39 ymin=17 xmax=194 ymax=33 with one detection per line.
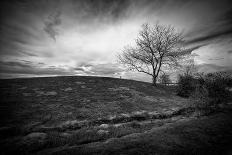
xmin=177 ymin=71 xmax=232 ymax=105
xmin=197 ymin=72 xmax=232 ymax=105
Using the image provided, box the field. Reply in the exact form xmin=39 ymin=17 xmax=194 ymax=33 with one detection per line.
xmin=0 ymin=76 xmax=232 ymax=155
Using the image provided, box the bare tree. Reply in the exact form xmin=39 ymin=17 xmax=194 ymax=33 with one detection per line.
xmin=158 ymin=73 xmax=171 ymax=85
xmin=183 ymin=59 xmax=197 ymax=76
xmin=118 ymin=23 xmax=188 ymax=85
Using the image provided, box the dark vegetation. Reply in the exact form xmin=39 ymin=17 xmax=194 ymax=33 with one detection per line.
xmin=158 ymin=73 xmax=172 ymax=85
xmin=177 ymin=71 xmax=232 ymax=107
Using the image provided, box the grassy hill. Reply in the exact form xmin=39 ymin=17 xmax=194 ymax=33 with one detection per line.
xmin=0 ymin=76 xmax=231 ymax=155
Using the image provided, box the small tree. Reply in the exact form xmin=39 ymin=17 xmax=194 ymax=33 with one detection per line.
xmin=182 ymin=58 xmax=197 ymax=76
xmin=158 ymin=73 xmax=171 ymax=85
xmin=118 ymin=23 xmax=188 ymax=85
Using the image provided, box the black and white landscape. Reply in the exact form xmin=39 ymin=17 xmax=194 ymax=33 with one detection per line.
xmin=0 ymin=0 xmax=232 ymax=155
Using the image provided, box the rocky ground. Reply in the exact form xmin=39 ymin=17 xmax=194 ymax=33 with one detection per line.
xmin=0 ymin=76 xmax=231 ymax=155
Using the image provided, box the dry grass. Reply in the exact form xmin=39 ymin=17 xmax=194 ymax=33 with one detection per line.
xmin=1 ymin=76 xmax=230 ymax=154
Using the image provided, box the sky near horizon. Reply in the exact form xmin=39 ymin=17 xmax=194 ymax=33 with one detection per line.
xmin=0 ymin=0 xmax=232 ymax=82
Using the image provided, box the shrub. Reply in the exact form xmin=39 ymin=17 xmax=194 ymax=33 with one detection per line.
xmin=189 ymin=72 xmax=232 ymax=116
xmin=177 ymin=74 xmax=197 ymax=97
xmin=189 ymin=83 xmax=210 ymax=109
xmin=178 ymin=71 xmax=232 ymax=105
xmin=158 ymin=74 xmax=171 ymax=85
xmin=199 ymin=72 xmax=232 ymax=104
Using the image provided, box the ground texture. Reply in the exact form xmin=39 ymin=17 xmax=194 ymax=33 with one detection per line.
xmin=0 ymin=76 xmax=231 ymax=155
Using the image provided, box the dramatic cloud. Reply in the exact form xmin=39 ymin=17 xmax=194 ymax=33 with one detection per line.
xmin=44 ymin=11 xmax=62 ymax=41
xmin=0 ymin=0 xmax=232 ymax=80
xmin=185 ymin=28 xmax=232 ymax=45
xmin=197 ymin=64 xmax=232 ymax=73
xmin=0 ymin=60 xmax=76 ymax=78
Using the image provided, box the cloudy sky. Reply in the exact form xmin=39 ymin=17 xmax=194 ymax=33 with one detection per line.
xmin=0 ymin=0 xmax=231 ymax=81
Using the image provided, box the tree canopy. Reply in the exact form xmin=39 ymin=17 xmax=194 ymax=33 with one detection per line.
xmin=118 ymin=23 xmax=190 ymax=85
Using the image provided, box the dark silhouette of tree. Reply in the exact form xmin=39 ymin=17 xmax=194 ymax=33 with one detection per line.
xmin=118 ymin=23 xmax=189 ymax=85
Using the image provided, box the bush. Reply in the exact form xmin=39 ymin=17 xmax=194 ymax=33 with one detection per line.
xmin=177 ymin=74 xmax=197 ymax=97
xmin=177 ymin=71 xmax=232 ymax=105
xmin=189 ymin=83 xmax=210 ymax=109
xmin=199 ymin=72 xmax=232 ymax=104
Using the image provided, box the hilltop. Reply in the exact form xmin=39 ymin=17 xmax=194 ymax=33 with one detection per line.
xmin=0 ymin=76 xmax=231 ymax=155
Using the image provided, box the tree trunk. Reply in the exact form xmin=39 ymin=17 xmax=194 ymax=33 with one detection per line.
xmin=152 ymin=76 xmax=157 ymax=86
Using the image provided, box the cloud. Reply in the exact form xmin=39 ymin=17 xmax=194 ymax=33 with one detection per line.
xmin=218 ymin=8 xmax=232 ymax=26
xmin=0 ymin=60 xmax=75 ymax=78
xmin=197 ymin=63 xmax=232 ymax=73
xmin=185 ymin=29 xmax=232 ymax=45
xmin=78 ymin=62 xmax=93 ymax=68
xmin=44 ymin=11 xmax=62 ymax=41
xmin=182 ymin=44 xmax=206 ymax=55
xmin=82 ymin=63 xmax=124 ymax=76
xmin=183 ymin=4 xmax=232 ymax=46
xmin=227 ymin=50 xmax=232 ymax=54
xmin=0 ymin=3 xmax=48 ymax=59
xmin=18 ymin=50 xmax=38 ymax=57
xmin=0 ymin=61 xmax=124 ymax=79
xmin=70 ymin=0 xmax=131 ymax=21
xmin=0 ymin=38 xmax=37 ymax=57
xmin=0 ymin=61 xmax=32 ymax=68
xmin=208 ymin=58 xmax=224 ymax=60
xmin=74 ymin=67 xmax=85 ymax=71
xmin=122 ymin=71 xmax=151 ymax=82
